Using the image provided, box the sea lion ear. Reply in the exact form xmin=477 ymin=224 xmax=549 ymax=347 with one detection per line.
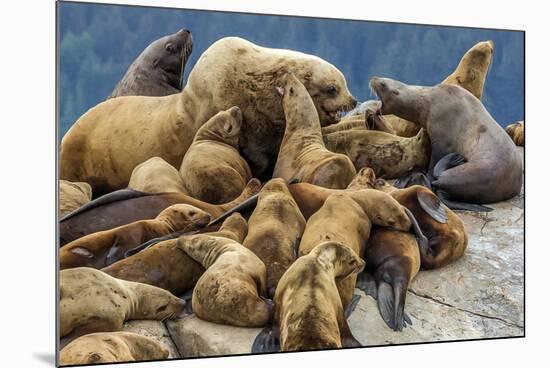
xmin=275 ymin=86 xmax=285 ymax=96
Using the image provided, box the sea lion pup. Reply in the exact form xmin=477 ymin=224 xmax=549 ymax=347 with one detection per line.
xmin=179 ymin=106 xmax=252 ymax=204
xmin=275 ymin=241 xmax=365 ymax=351
xmin=323 ymin=128 xmax=430 ymax=179
xmin=505 ymin=120 xmax=525 ymax=146
xmin=60 ymin=268 xmax=186 ymax=347
xmin=59 ymin=331 xmax=169 ymax=365
xmin=176 ymin=234 xmax=271 ymax=327
xmin=109 ymin=28 xmax=193 ymax=98
xmin=273 ymin=74 xmax=357 ymax=189
xmin=61 ymin=37 xmax=356 ymax=194
xmin=60 ymin=180 xmax=92 ymax=217
xmin=60 ymin=204 xmax=211 ymax=269
xmin=128 ymin=157 xmax=186 ymax=194
xmin=373 ymin=179 xmax=467 ymax=269
xmin=369 ymin=77 xmax=522 ymax=209
xmin=299 ymin=194 xmax=371 ymax=310
xmin=103 ymin=213 xmax=248 ymax=296
xmin=358 ymin=227 xmax=420 ymax=332
xmin=59 ymin=179 xmax=261 ymax=245
xmin=243 ymin=178 xmax=306 ymax=297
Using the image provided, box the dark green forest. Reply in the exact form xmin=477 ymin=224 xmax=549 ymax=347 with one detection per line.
xmin=58 ymin=2 xmax=524 ymax=136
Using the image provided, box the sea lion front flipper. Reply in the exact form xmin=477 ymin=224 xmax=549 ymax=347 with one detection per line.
xmin=417 ymin=191 xmax=448 ymax=224
xmin=432 ymin=153 xmax=466 ymax=179
xmin=403 ymin=207 xmax=430 ymax=253
xmin=393 ymin=168 xmax=432 ymax=190
xmin=345 ymin=294 xmax=361 ymax=318
xmin=376 ymin=279 xmax=409 ymax=332
xmin=356 ymin=271 xmax=377 ymax=299
xmin=251 ymin=325 xmax=280 ymax=353
xmin=208 ymin=194 xmax=259 ymax=227
xmin=436 ymin=190 xmax=493 ymax=212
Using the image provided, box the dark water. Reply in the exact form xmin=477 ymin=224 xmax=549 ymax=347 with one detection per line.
xmin=58 ymin=2 xmax=524 ymax=137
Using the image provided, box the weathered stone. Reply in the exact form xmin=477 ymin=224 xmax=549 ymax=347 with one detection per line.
xmin=123 ymin=320 xmax=180 ymax=358
xmin=166 ymin=315 xmax=262 ymax=357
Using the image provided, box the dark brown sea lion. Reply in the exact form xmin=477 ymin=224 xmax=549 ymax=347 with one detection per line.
xmin=273 ymin=74 xmax=356 ymax=188
xmin=60 ymin=180 xmax=92 ymax=217
xmin=60 ymin=204 xmax=211 ymax=269
xmin=59 ymin=179 xmax=260 ymax=245
xmin=243 ymin=178 xmax=306 ymax=297
xmin=505 ymin=120 xmax=524 ymax=146
xmin=109 ymin=29 xmax=193 ymax=98
xmin=60 ymin=331 xmax=169 ymax=365
xmin=369 ymin=77 xmax=522 ymax=210
xmin=60 ymin=268 xmax=185 ymax=348
xmin=102 ymin=213 xmax=248 ymax=296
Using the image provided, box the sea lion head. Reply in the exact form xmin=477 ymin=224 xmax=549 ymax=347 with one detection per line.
xmin=312 ymin=241 xmax=365 ymax=278
xmin=217 ymin=213 xmax=249 ymax=242
xmin=133 ymin=284 xmax=187 ymax=320
xmin=196 ymin=106 xmax=242 ymax=147
xmin=347 ymin=167 xmax=376 ymax=190
xmin=156 ymin=204 xmax=211 ymax=231
xmin=149 ymin=28 xmax=193 ymax=89
xmin=373 ymin=178 xmax=396 ymax=193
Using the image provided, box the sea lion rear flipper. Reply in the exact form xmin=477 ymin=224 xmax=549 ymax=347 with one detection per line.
xmin=394 ymin=168 xmax=431 ymax=189
xmin=356 ymin=271 xmax=378 ymax=299
xmin=436 ymin=190 xmax=493 ymax=212
xmin=432 ymin=153 xmax=466 ymax=179
xmin=208 ymin=194 xmax=259 ymax=227
xmin=417 ymin=191 xmax=448 ymax=224
xmin=251 ymin=326 xmax=280 ymax=353
xmin=345 ymin=294 xmax=361 ymax=318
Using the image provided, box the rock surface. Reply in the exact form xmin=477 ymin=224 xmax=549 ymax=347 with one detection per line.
xmin=123 ymin=320 xmax=180 ymax=358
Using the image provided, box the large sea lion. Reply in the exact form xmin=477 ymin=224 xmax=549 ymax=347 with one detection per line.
xmin=179 ymin=106 xmax=252 ymax=204
xmin=60 ymin=37 xmax=356 ymax=193
xmin=103 ymin=213 xmax=248 ymax=296
xmin=59 ymin=178 xmax=260 ymax=245
xmin=273 ymin=74 xmax=356 ymax=188
xmin=60 ymin=180 xmax=92 ymax=217
xmin=243 ymin=178 xmax=306 ymax=297
xmin=374 ymin=179 xmax=468 ymax=269
xmin=323 ymin=128 xmax=430 ymax=179
xmin=369 ymin=77 xmax=522 ymax=209
xmin=505 ymin=120 xmax=524 ymax=146
xmin=60 ymin=204 xmax=211 ymax=269
xmin=109 ymin=29 xmax=193 ymax=98
xmin=60 ymin=268 xmax=185 ymax=347
xmin=274 ymin=241 xmax=365 ymax=351
xmin=128 ymin=157 xmax=186 ymax=194
xmin=299 ymin=194 xmax=371 ymax=310
xmin=176 ymin=233 xmax=271 ymax=327
xmin=59 ymin=331 xmax=168 ymax=365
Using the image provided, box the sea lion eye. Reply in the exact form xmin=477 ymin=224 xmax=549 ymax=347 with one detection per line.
xmin=326 ymin=85 xmax=338 ymax=96
xmin=188 ymin=211 xmax=196 ymax=216
xmin=392 ymin=89 xmax=400 ymax=96
xmin=375 ymin=179 xmax=385 ymax=186
xmin=156 ymin=305 xmax=168 ymax=313
xmin=289 ymin=87 xmax=295 ymax=96
xmin=165 ymin=43 xmax=175 ymax=53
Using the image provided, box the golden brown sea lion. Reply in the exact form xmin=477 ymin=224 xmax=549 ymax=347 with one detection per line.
xmin=273 ymin=74 xmax=356 ymax=188
xmin=60 ymin=268 xmax=185 ymax=347
xmin=323 ymin=128 xmax=430 ymax=179
xmin=346 ymin=166 xmax=376 ymax=190
xmin=275 ymin=241 xmax=365 ymax=350
xmin=59 ymin=331 xmax=169 ymax=365
xmin=179 ymin=106 xmax=252 ymax=204
xmin=176 ymin=233 xmax=271 ymax=327
xmin=128 ymin=157 xmax=186 ymax=194
xmin=60 ymin=204 xmax=211 ymax=269
xmin=60 ymin=180 xmax=92 ymax=217
xmin=505 ymin=120 xmax=524 ymax=146
xmin=243 ymin=178 xmax=306 ymax=297
xmin=320 ymin=116 xmax=366 ymax=135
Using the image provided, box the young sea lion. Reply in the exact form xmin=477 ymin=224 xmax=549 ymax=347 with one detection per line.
xmin=369 ymin=77 xmax=522 ymax=209
xmin=59 ymin=179 xmax=260 ymax=245
xmin=128 ymin=157 xmax=186 ymax=194
xmin=60 ymin=204 xmax=211 ymax=269
xmin=505 ymin=120 xmax=524 ymax=146
xmin=323 ymin=128 xmax=430 ymax=179
xmin=102 ymin=213 xmax=248 ymax=296
xmin=179 ymin=106 xmax=252 ymax=204
xmin=59 ymin=331 xmax=169 ymax=365
xmin=273 ymin=73 xmax=356 ymax=189
xmin=60 ymin=180 xmax=92 ymax=217
xmin=176 ymin=234 xmax=271 ymax=327
xmin=243 ymin=178 xmax=306 ymax=297
xmin=60 ymin=268 xmax=185 ymax=347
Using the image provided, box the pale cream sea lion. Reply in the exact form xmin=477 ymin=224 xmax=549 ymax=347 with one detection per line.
xmin=128 ymin=157 xmax=186 ymax=194
xmin=60 ymin=180 xmax=92 ymax=217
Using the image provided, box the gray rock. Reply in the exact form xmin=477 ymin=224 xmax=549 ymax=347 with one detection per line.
xmin=123 ymin=320 xmax=180 ymax=359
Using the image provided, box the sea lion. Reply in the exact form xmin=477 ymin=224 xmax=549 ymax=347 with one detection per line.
xmin=179 ymin=106 xmax=252 ymax=204
xmin=320 ymin=116 xmax=366 ymax=135
xmin=109 ymin=29 xmax=193 ymax=98
xmin=273 ymin=73 xmax=356 ymax=189
xmin=374 ymin=179 xmax=468 ymax=269
xmin=299 ymin=194 xmax=371 ymax=310
xmin=60 ymin=268 xmax=186 ymax=347
xmin=243 ymin=178 xmax=306 ymax=297
xmin=369 ymin=77 xmax=522 ymax=209
xmin=59 ymin=179 xmax=260 ymax=245
xmin=358 ymin=227 xmax=421 ymax=331
xmin=60 ymin=37 xmax=356 ymax=194
xmin=346 ymin=166 xmax=376 ymax=190
xmin=176 ymin=234 xmax=271 ymax=327
xmin=59 ymin=331 xmax=168 ymax=365
xmin=60 ymin=180 xmax=92 ymax=217
xmin=274 ymin=241 xmax=365 ymax=351
xmin=323 ymin=128 xmax=430 ymax=179
xmin=128 ymin=157 xmax=186 ymax=194
xmin=60 ymin=204 xmax=211 ymax=269
xmin=103 ymin=213 xmax=248 ymax=296
xmin=505 ymin=120 xmax=524 ymax=146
